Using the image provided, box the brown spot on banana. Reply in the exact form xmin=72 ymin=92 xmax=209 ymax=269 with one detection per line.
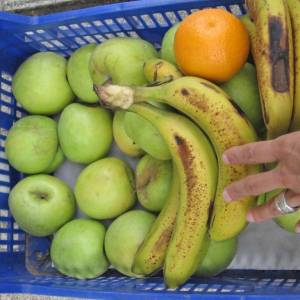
xmin=269 ymin=16 xmax=290 ymax=93
xmin=181 ymin=88 xmax=190 ymax=96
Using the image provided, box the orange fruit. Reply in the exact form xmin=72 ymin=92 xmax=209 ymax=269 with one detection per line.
xmin=174 ymin=8 xmax=250 ymax=83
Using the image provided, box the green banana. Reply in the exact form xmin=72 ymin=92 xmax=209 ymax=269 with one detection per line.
xmin=286 ymin=0 xmax=300 ymax=131
xmin=143 ymin=58 xmax=182 ymax=84
xmin=133 ymin=162 xmax=179 ymax=276
xmin=95 ymin=76 xmax=259 ymax=241
xmin=128 ymin=103 xmax=217 ymax=288
xmin=245 ymin=0 xmax=294 ymax=139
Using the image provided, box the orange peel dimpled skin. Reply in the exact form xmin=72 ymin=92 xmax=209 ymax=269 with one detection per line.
xmin=174 ymin=8 xmax=250 ymax=83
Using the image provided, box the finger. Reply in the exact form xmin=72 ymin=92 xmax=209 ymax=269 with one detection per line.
xmin=223 ymin=169 xmax=283 ymax=202
xmin=246 ymin=197 xmax=283 ymax=223
xmin=222 ymin=139 xmax=279 ymax=165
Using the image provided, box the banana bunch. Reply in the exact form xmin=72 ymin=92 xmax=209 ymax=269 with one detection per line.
xmin=286 ymin=0 xmax=300 ymax=131
xmin=242 ymin=0 xmax=296 ymax=138
xmin=94 ymin=67 xmax=260 ymax=286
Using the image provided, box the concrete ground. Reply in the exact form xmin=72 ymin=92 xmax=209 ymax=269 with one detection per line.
xmin=0 ymin=0 xmax=132 ymax=15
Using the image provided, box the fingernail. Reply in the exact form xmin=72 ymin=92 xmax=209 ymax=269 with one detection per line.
xmin=222 ymin=154 xmax=230 ymax=164
xmin=247 ymin=212 xmax=255 ymax=223
xmin=223 ymin=190 xmax=232 ymax=202
xmin=295 ymin=224 xmax=300 ymax=234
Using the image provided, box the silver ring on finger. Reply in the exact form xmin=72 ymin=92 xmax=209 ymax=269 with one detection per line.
xmin=274 ymin=190 xmax=296 ymax=215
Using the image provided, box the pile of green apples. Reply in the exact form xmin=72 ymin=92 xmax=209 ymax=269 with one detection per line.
xmin=5 ymin=24 xmax=270 ymax=281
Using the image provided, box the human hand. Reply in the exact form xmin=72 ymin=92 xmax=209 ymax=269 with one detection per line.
xmin=222 ymin=132 xmax=300 ymax=232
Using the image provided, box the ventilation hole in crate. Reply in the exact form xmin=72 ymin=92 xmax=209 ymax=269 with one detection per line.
xmin=1 ymin=94 xmax=12 ymax=104
xmin=165 ymin=11 xmax=179 ymax=24
xmin=207 ymin=287 xmax=219 ymax=293
xmin=1 ymin=72 xmax=12 ymax=82
xmin=83 ymin=36 xmax=97 ymax=43
xmin=13 ymin=244 xmax=24 ymax=252
xmin=0 ymin=185 xmax=10 ymax=194
xmin=58 ymin=25 xmax=76 ymax=37
xmin=1 ymin=82 xmax=12 ymax=93
xmin=179 ymin=283 xmax=195 ymax=292
xmin=0 ymin=128 xmax=8 ymax=137
xmin=128 ymin=31 xmax=139 ymax=38
xmin=229 ymin=4 xmax=243 ymax=16
xmin=141 ymin=15 xmax=156 ymax=28
xmin=152 ymin=13 xmax=169 ymax=27
xmin=217 ymin=5 xmax=227 ymax=10
xmin=92 ymin=20 xmax=109 ymax=33
xmin=1 ymin=105 xmax=12 ymax=115
xmin=219 ymin=285 xmax=234 ymax=293
xmin=0 ymin=209 xmax=8 ymax=217
xmin=153 ymin=284 xmax=166 ymax=291
xmin=190 ymin=8 xmax=199 ymax=13
xmin=0 ymin=140 xmax=5 ymax=149
xmin=94 ymin=34 xmax=106 ymax=42
xmin=283 ymin=282 xmax=296 ymax=288
xmin=220 ymin=288 xmax=232 ymax=293
xmin=40 ymin=41 xmax=55 ymax=49
xmin=16 ymin=110 xmax=24 ymax=119
xmin=51 ymin=40 xmax=66 ymax=49
xmin=0 ymin=175 xmax=9 ymax=185
xmin=116 ymin=32 xmax=127 ymax=37
xmin=81 ymin=22 xmax=92 ymax=28
xmin=193 ymin=283 xmax=208 ymax=292
xmin=130 ymin=16 xmax=145 ymax=29
xmin=13 ymin=233 xmax=25 ymax=241
xmin=0 ymin=221 xmax=8 ymax=229
xmin=0 ymin=233 xmax=8 ymax=240
xmin=0 ymin=162 xmax=9 ymax=172
xmin=0 ymin=244 xmax=8 ymax=252
xmin=74 ymin=37 xmax=87 ymax=46
xmin=0 ymin=151 xmax=6 ymax=160
xmin=104 ymin=19 xmax=121 ymax=32
xmin=105 ymin=33 xmax=117 ymax=39
xmin=116 ymin=17 xmax=132 ymax=30
xmin=13 ymin=222 xmax=19 ymax=230
xmin=177 ymin=10 xmax=189 ymax=20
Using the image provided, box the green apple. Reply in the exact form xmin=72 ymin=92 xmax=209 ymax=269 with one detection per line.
xmin=136 ymin=154 xmax=172 ymax=212
xmin=124 ymin=111 xmax=171 ymax=160
xmin=9 ymin=174 xmax=75 ymax=237
xmin=89 ymin=37 xmax=158 ymax=86
xmin=113 ymin=110 xmax=144 ymax=157
xmin=161 ymin=23 xmax=180 ymax=65
xmin=266 ymin=189 xmax=300 ymax=233
xmin=75 ymin=157 xmax=136 ymax=219
xmin=5 ymin=115 xmax=58 ymax=174
xmin=58 ymin=103 xmax=113 ymax=164
xmin=220 ymin=63 xmax=264 ymax=133
xmin=44 ymin=147 xmax=65 ymax=174
xmin=12 ymin=52 xmax=74 ymax=115
xmin=195 ymin=238 xmax=237 ymax=277
xmin=67 ymin=44 xmax=98 ymax=103
xmin=105 ymin=210 xmax=155 ymax=277
xmin=50 ymin=219 xmax=108 ymax=279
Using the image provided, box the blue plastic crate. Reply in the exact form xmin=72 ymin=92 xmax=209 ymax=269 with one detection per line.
xmin=1 ymin=0 xmax=300 ymax=298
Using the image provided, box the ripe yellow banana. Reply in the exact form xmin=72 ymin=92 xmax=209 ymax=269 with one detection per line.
xmin=245 ymin=0 xmax=294 ymax=139
xmin=127 ymin=103 xmax=217 ymax=288
xmin=143 ymin=58 xmax=182 ymax=84
xmin=287 ymin=0 xmax=300 ymax=131
xmin=95 ymin=76 xmax=259 ymax=241
xmin=133 ymin=162 xmax=179 ymax=276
